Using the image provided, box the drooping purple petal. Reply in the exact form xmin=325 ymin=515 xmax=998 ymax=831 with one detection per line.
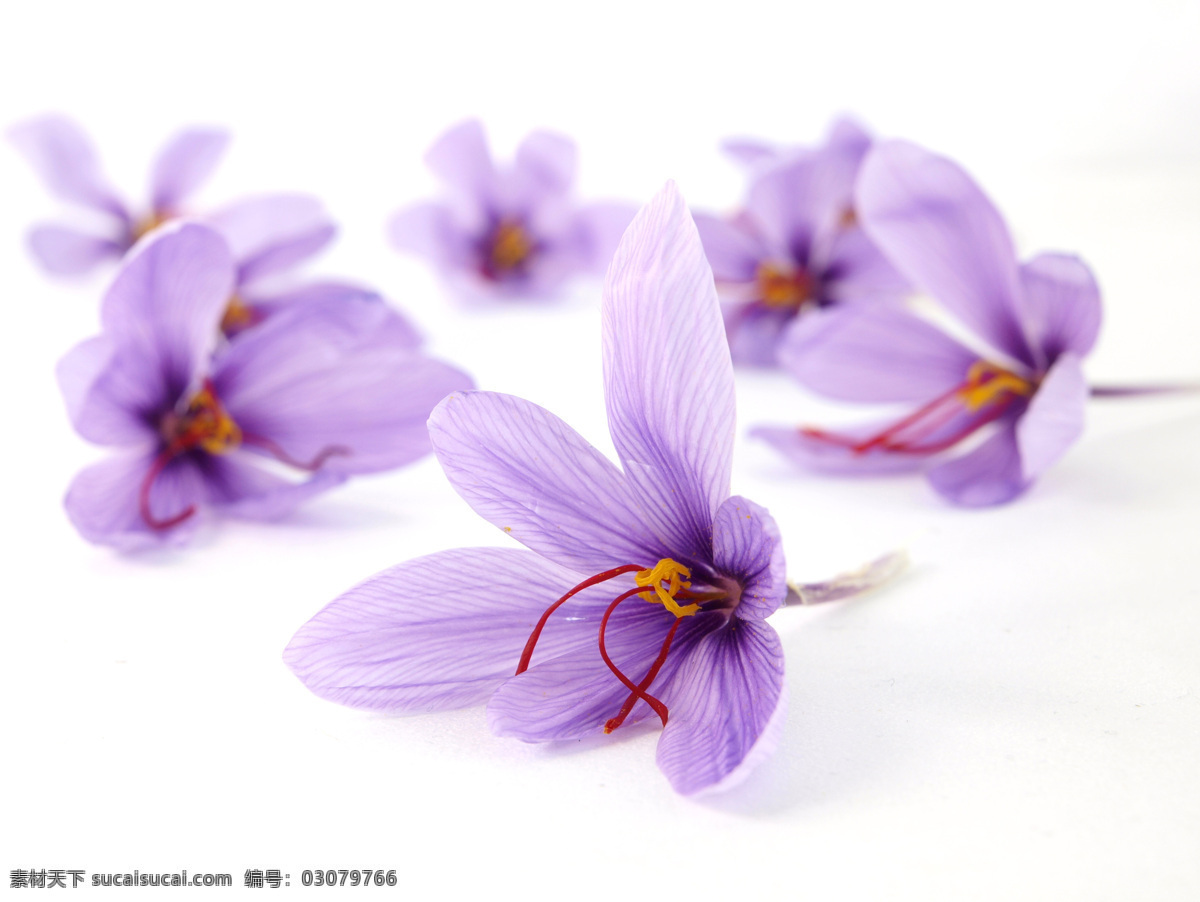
xmin=1015 ymin=353 xmax=1087 ymax=481
xmin=27 ymin=224 xmax=124 ymax=275
xmin=925 ymin=421 xmax=1028 ymax=506
xmin=57 ymin=336 xmax=158 ymax=446
xmin=752 ymin=423 xmax=934 ymax=475
xmin=856 ymin=140 xmax=1035 ymax=367
xmin=64 ymin=449 xmax=206 ymax=551
xmin=655 ymin=619 xmax=786 ymax=795
xmin=286 ymin=547 xmax=625 ymax=712
xmin=487 ymin=601 xmax=704 ymax=741
xmin=693 ymin=212 xmax=763 ymax=283
xmin=215 ymin=297 xmax=469 ymax=475
xmin=99 ymin=223 xmax=234 ymax=404
xmin=710 ymin=496 xmax=786 ymax=621
xmin=150 ymin=128 xmax=229 ymax=215
xmin=8 ymin=115 xmax=129 ymax=221
xmin=201 ymin=452 xmax=347 ymax=520
xmin=204 ymin=194 xmax=336 ymax=287
xmin=424 ymin=119 xmax=494 ymax=195
xmin=514 ymin=130 xmax=577 ymax=197
xmin=777 ymin=304 xmax=976 ymax=403
xmin=1018 ymin=253 xmax=1102 ymax=362
xmin=428 ymin=390 xmax=670 ymax=574
xmin=603 ymin=182 xmax=735 ymax=561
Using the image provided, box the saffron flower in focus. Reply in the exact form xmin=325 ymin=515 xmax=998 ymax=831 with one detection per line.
xmin=694 ymin=119 xmax=910 ymax=366
xmin=9 ymin=115 xmax=230 ymax=275
xmin=59 ymin=223 xmax=472 ymax=550
xmin=389 ymin=120 xmax=635 ymax=301
xmin=755 ymin=140 xmax=1101 ymax=507
xmin=288 ymin=183 xmax=791 ymax=795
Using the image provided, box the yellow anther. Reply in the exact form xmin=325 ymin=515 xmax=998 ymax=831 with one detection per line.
xmin=635 ymin=559 xmax=700 ymax=619
xmin=220 ymin=295 xmax=255 ymax=334
xmin=959 ymin=361 xmax=1034 ymax=412
xmin=756 ymin=262 xmax=815 ymax=310
xmin=132 ymin=210 xmax=170 ymax=242
xmin=182 ymin=385 xmax=242 ymax=455
xmin=489 ymin=220 xmax=533 ymax=271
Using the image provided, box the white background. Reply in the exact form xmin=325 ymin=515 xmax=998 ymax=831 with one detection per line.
xmin=2 ymin=1 xmax=1198 ymax=898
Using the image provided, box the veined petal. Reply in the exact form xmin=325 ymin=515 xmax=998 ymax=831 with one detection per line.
xmin=1018 ymin=253 xmax=1102 ymax=361
xmin=711 ymin=496 xmax=786 ymax=621
xmin=694 ymin=212 xmax=763 ymax=283
xmin=99 ymin=223 xmax=235 ymax=402
xmin=201 ymin=452 xmax=346 ymax=520
xmin=57 ymin=336 xmax=157 ymax=446
xmin=514 ymin=130 xmax=577 ymax=197
xmin=28 ymin=224 xmax=123 ymax=275
xmin=487 ymin=601 xmax=703 ymax=741
xmin=1016 ymin=352 xmax=1087 ymax=482
xmin=655 ymin=619 xmax=786 ymax=795
xmin=603 ymin=182 xmax=735 ymax=560
xmin=65 ymin=449 xmax=206 ymax=551
xmin=425 ymin=119 xmax=494 ymax=194
xmin=285 ymin=548 xmax=625 ymax=712
xmin=857 ymin=141 xmax=1035 ymax=366
xmin=215 ymin=297 xmax=469 ymax=475
xmin=150 ymin=128 xmax=229 ymax=214
xmin=926 ymin=422 xmax=1028 ymax=506
xmin=8 ymin=115 xmax=129 ymax=220
xmin=204 ymin=194 xmax=337 ymax=287
xmin=428 ymin=390 xmax=669 ymax=574
xmin=778 ymin=305 xmax=976 ymax=403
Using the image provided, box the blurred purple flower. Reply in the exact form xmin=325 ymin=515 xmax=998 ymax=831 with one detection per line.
xmin=755 ymin=140 xmax=1101 ymax=506
xmin=58 ymin=223 xmax=472 ymax=550
xmin=389 ymin=120 xmax=635 ymax=301
xmin=288 ymin=183 xmax=788 ymax=795
xmin=695 ymin=119 xmax=910 ymax=366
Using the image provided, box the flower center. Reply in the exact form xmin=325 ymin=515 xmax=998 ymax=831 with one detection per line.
xmin=800 ymin=360 xmax=1035 ymax=456
xmin=220 ymin=295 xmax=261 ymax=337
xmin=131 ymin=210 xmax=171 ymax=242
xmin=484 ymin=219 xmax=534 ymax=277
xmin=756 ymin=262 xmax=815 ymax=311
xmin=515 ymin=558 xmax=714 ymax=734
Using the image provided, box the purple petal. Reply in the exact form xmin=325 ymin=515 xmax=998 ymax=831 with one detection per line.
xmin=693 ymin=212 xmax=762 ymax=283
xmin=856 ymin=140 xmax=1035 ymax=366
xmin=777 ymin=305 xmax=976 ymax=403
xmin=65 ymin=450 xmax=205 ymax=551
xmin=488 ymin=601 xmax=701 ymax=741
xmin=514 ymin=130 xmax=577 ymax=196
xmin=576 ymin=201 xmax=638 ymax=275
xmin=99 ymin=223 xmax=234 ymax=404
xmin=1018 ymin=253 xmax=1102 ymax=362
xmin=603 ymin=182 xmax=735 ymax=560
xmin=27 ymin=224 xmax=124 ymax=275
xmin=655 ymin=619 xmax=786 ymax=795
xmin=1016 ymin=352 xmax=1087 ymax=481
xmin=150 ymin=128 xmax=229 ymax=214
xmin=721 ymin=137 xmax=783 ymax=169
xmin=57 ymin=335 xmax=157 ymax=446
xmin=215 ymin=297 xmax=469 ymax=475
xmin=711 ymin=496 xmax=786 ymax=621
xmin=428 ymin=390 xmax=670 ymax=574
xmin=425 ymin=119 xmax=494 ymax=194
xmin=722 ymin=303 xmax=791 ymax=367
xmin=204 ymin=194 xmax=337 ymax=287
xmin=926 ymin=422 xmax=1028 ymax=506
xmin=286 ymin=547 xmax=623 ymax=712
xmin=752 ymin=423 xmax=933 ymax=475
xmin=239 ymin=282 xmax=423 ymax=349
xmin=8 ymin=115 xmax=129 ymax=221
xmin=820 ymin=226 xmax=911 ymax=304
xmin=388 ymin=200 xmax=470 ymax=266
xmin=202 ymin=452 xmax=346 ymax=520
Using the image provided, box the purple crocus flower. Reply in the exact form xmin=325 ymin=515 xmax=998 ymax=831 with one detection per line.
xmin=9 ymin=115 xmax=230 ymax=275
xmin=288 ymin=183 xmax=791 ymax=795
xmin=694 ymin=119 xmax=910 ymax=366
xmin=755 ymin=140 xmax=1101 ymax=507
xmin=59 ymin=223 xmax=472 ymax=550
xmin=389 ymin=119 xmax=635 ymax=301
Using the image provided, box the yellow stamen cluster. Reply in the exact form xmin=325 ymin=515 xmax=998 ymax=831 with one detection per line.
xmin=756 ymin=262 xmax=815 ymax=310
xmin=489 ymin=220 xmax=533 ymax=272
xmin=132 ymin=211 xmax=170 ymax=242
xmin=959 ymin=361 xmax=1034 ymax=412
xmin=220 ymin=295 xmax=255 ymax=334
xmin=635 ymin=559 xmax=699 ymax=618
xmin=179 ymin=386 xmax=242 ymax=454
